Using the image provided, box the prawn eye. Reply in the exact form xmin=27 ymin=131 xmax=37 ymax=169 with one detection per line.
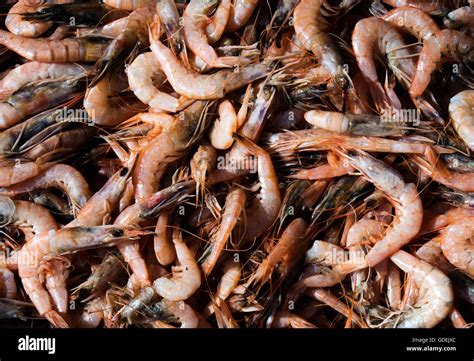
xmin=110 ymin=229 xmax=124 ymax=237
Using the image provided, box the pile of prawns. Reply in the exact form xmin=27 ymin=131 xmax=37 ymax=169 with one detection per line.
xmin=0 ymin=0 xmax=472 ymax=329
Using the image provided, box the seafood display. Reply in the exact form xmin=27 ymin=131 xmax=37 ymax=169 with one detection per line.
xmin=0 ymin=0 xmax=472 ymax=329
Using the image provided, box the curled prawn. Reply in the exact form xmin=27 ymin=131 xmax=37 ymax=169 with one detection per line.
xmin=150 ymin=21 xmax=269 ymax=99
xmin=234 ymin=135 xmax=282 ymax=246
xmin=438 ymin=217 xmax=474 ymax=278
xmin=127 ymin=52 xmax=191 ymax=113
xmin=1 ymin=164 xmax=92 ymax=212
xmin=381 ymin=6 xmax=440 ymax=42
xmin=184 ymin=0 xmax=245 ymax=68
xmin=0 ymin=196 xmax=58 ymax=239
xmin=410 ymin=29 xmax=474 ymax=98
xmin=153 ymin=228 xmax=201 ymax=301
xmin=85 ymin=74 xmax=145 ymax=127
xmin=389 ymin=250 xmax=453 ymax=328
xmin=293 ymin=0 xmax=347 ymax=87
xmin=5 ymin=1 xmax=52 ymax=38
xmin=352 ymin=17 xmax=412 ymax=110
xmin=449 ymin=90 xmax=474 ymax=151
xmin=413 ymin=147 xmax=474 ymax=193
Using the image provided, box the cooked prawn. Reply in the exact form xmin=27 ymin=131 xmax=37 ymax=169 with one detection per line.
xmin=382 ymin=6 xmax=440 ymax=41
xmin=201 ymin=186 xmax=247 ymax=275
xmin=389 ymin=250 xmax=453 ymax=328
xmin=18 ymin=226 xmax=142 ymax=327
xmin=438 ymin=217 xmax=474 ymax=278
xmin=1 ymin=164 xmax=92 ymax=212
xmin=153 ymin=228 xmax=201 ymax=301
xmin=449 ymin=90 xmax=474 ymax=151
xmin=6 ymin=1 xmax=52 ymax=38
xmin=410 ymin=29 xmax=474 ymax=98
xmin=127 ymin=52 xmax=192 ymax=113
xmin=184 ymin=0 xmax=246 ymax=68
xmin=150 ymin=21 xmax=269 ymax=99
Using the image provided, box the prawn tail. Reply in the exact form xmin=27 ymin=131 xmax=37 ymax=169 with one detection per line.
xmin=44 ymin=310 xmax=70 ymax=328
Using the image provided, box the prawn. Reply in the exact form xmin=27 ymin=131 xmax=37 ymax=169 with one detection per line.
xmin=1 ymin=164 xmax=92 ymax=213
xmin=245 ymin=218 xmax=308 ymax=289
xmin=304 ymin=110 xmax=407 ymax=136
xmin=67 ymin=167 xmax=131 ymax=227
xmin=201 ymin=186 xmax=247 ymax=275
xmin=226 ymin=0 xmax=260 ymax=32
xmin=233 ymin=135 xmax=282 ymax=246
xmin=0 ymin=196 xmax=58 ymax=239
xmin=293 ymin=0 xmax=348 ymax=88
xmin=91 ymin=6 xmax=157 ymax=84
xmin=202 ymin=259 xmax=242 ymax=318
xmin=0 ymin=62 xmax=85 ymax=98
xmin=150 ymin=21 xmax=269 ymax=99
xmin=126 ymin=52 xmax=192 ymax=113
xmin=133 ymin=101 xmax=208 ymax=201
xmin=153 ymin=228 xmax=201 ymax=301
xmin=381 ymin=6 xmax=440 ymax=42
xmin=410 ymin=29 xmax=474 ymax=98
xmin=84 ymin=74 xmax=145 ymax=127
xmin=5 ymin=0 xmax=52 ymax=38
xmin=438 ymin=217 xmax=474 ymax=278
xmin=184 ymin=0 xmax=245 ymax=68
xmin=0 ymin=31 xmax=110 ymax=63
xmin=268 ymin=129 xmax=451 ymax=157
xmin=23 ymin=126 xmax=95 ymax=162
xmin=413 ymin=147 xmax=474 ymax=193
xmin=0 ymin=75 xmax=85 ymax=129
xmin=190 ymin=143 xmax=217 ymax=201
xmin=18 ymin=226 xmax=142 ymax=327
xmin=352 ymin=17 xmax=411 ymax=111
xmin=156 ymin=0 xmax=186 ymax=55
xmin=389 ymin=250 xmax=453 ymax=328
xmin=449 ymin=90 xmax=474 ymax=151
